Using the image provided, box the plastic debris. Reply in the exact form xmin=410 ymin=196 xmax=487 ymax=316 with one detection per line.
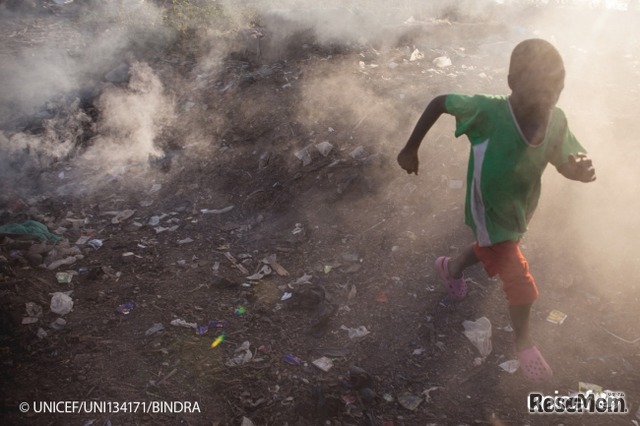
xmin=315 ymin=141 xmax=333 ymax=157
xmin=200 ymin=205 xmax=234 ymax=214
xmin=312 ymin=356 xmax=334 ymax=372
xmin=234 ymin=306 xmax=247 ymax=316
xmin=246 ymin=264 xmax=272 ymax=280
xmin=294 ymin=147 xmax=312 ymax=166
xmin=170 ymin=319 xmax=197 ymax=329
xmin=546 ymin=309 xmax=567 ymax=325
xmin=241 ymin=417 xmax=256 ymax=426
xmin=25 ymin=302 xmax=42 ymax=318
xmin=196 ymin=320 xmax=226 ymax=335
xmin=145 ymin=323 xmax=165 ymax=336
xmin=226 ymin=341 xmax=252 ymax=366
xmin=105 ymin=209 xmax=136 ymax=224
xmin=341 ymin=325 xmax=370 ymax=339
xmin=409 ymin=48 xmax=424 ymax=61
xmin=579 ymin=382 xmax=603 ymax=395
xmin=87 ymin=239 xmax=103 ymax=250
xmin=50 ymin=318 xmax=66 ymax=330
xmin=433 ymin=56 xmax=452 ymax=68
xmin=263 ymin=254 xmax=289 ymax=276
xmin=423 ymin=386 xmax=441 ymax=403
xmin=398 ymin=393 xmax=422 ymax=411
xmin=499 ymin=359 xmax=519 ymax=373
xmin=116 ymin=301 xmax=135 ymax=315
xmin=283 ymin=354 xmax=302 ymax=366
xmin=462 ymin=317 xmax=492 ymax=357
xmin=55 ymin=272 xmax=73 ymax=284
xmin=50 ymin=292 xmax=74 ymax=315
xmin=210 ymin=334 xmax=225 ymax=348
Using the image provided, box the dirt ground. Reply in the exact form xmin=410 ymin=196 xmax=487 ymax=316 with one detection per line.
xmin=1 ymin=2 xmax=640 ymax=425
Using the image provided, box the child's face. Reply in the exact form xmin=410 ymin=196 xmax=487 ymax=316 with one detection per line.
xmin=509 ymin=64 xmax=565 ymax=113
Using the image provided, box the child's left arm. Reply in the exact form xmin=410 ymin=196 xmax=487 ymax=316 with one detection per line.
xmin=556 ymin=153 xmax=597 ymax=182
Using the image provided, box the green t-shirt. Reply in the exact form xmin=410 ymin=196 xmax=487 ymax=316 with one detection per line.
xmin=445 ymin=93 xmax=585 ymax=246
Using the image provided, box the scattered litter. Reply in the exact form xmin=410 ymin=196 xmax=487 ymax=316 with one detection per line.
xmin=75 ymin=235 xmax=90 ymax=245
xmin=398 ymin=393 xmax=422 ymax=411
xmin=47 ymin=255 xmax=82 ymax=270
xmin=546 ymin=309 xmax=567 ymax=325
xmin=224 ymin=252 xmax=250 ymax=275
xmin=422 ymin=386 xmax=441 ymax=403
xmin=599 ymin=325 xmax=640 ymax=344
xmin=177 ymin=237 xmax=194 ymax=245
xmin=50 ymin=292 xmax=73 ymax=315
xmin=22 ymin=317 xmax=38 ymax=325
xmin=210 ymin=334 xmax=225 ymax=348
xmin=234 ymin=306 xmax=247 ymax=316
xmin=0 ymin=220 xmax=62 ymax=242
xmin=246 ymin=264 xmax=272 ymax=280
xmin=263 ymin=254 xmax=289 ymax=276
xmin=145 ymin=323 xmax=165 ymax=336
xmin=148 ymin=216 xmax=161 ymax=226
xmin=55 ymin=272 xmax=73 ymax=284
xmin=283 ymin=354 xmax=302 ymax=365
xmin=349 ymin=146 xmax=366 ymax=159
xmin=499 ymin=359 xmax=519 ymax=374
xmin=225 ymin=341 xmax=253 ymax=366
xmin=116 ymin=301 xmax=135 ymax=315
xmin=281 ymin=292 xmax=292 ymax=301
xmin=294 ymin=147 xmax=312 ymax=166
xmin=196 ymin=320 xmax=226 ymax=335
xmin=200 ymin=205 xmax=234 ymax=215
xmin=409 ymin=48 xmax=424 ymax=61
xmin=170 ymin=319 xmax=197 ymax=329
xmin=500 ymin=324 xmax=514 ymax=332
xmin=412 ymin=348 xmax=425 ymax=356
xmin=433 ymin=56 xmax=452 ymax=68
xmin=87 ymin=239 xmax=103 ymax=250
xmin=315 ymin=141 xmax=333 ymax=157
xmin=50 ymin=318 xmax=67 ymax=330
xmin=579 ymin=382 xmax=604 ymax=395
xmin=37 ymin=328 xmax=48 ymax=339
xmin=105 ymin=209 xmax=136 ymax=224
xmin=340 ymin=325 xmax=370 ymax=339
xmin=241 ymin=416 xmax=256 ymax=426
xmin=462 ymin=317 xmax=492 ymax=357
xmin=25 ymin=302 xmax=42 ymax=318
xmin=312 ymin=356 xmax=334 ymax=372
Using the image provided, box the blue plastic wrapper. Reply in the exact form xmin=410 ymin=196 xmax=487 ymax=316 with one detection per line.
xmin=196 ymin=320 xmax=227 ymax=335
xmin=116 ymin=301 xmax=135 ymax=315
xmin=282 ymin=354 xmax=302 ymax=365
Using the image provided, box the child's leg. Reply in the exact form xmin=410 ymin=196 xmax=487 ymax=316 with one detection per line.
xmin=448 ymin=244 xmax=480 ymax=278
xmin=508 ymin=303 xmax=533 ymax=351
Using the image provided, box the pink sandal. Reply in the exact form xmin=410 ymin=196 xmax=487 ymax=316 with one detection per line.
xmin=434 ymin=256 xmax=467 ymax=301
xmin=518 ymin=346 xmax=553 ymax=382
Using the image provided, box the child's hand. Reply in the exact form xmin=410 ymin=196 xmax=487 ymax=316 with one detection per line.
xmin=560 ymin=153 xmax=596 ymax=182
xmin=397 ymin=148 xmax=419 ymax=175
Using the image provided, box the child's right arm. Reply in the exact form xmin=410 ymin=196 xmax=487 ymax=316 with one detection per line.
xmin=397 ymin=95 xmax=448 ymax=175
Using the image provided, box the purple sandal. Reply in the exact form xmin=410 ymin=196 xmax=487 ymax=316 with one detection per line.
xmin=435 ymin=256 xmax=468 ymax=301
xmin=518 ymin=346 xmax=553 ymax=382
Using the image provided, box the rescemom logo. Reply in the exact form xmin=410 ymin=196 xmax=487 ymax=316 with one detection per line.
xmin=528 ymin=391 xmax=628 ymax=414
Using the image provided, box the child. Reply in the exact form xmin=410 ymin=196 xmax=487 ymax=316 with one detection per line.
xmin=397 ymin=39 xmax=596 ymax=382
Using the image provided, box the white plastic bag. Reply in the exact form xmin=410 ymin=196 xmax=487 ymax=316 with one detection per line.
xmin=462 ymin=317 xmax=492 ymax=357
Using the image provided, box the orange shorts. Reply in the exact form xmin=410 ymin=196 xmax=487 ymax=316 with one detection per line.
xmin=473 ymin=240 xmax=538 ymax=306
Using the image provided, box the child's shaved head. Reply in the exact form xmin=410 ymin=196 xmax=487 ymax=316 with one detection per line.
xmin=509 ymin=39 xmax=564 ymax=82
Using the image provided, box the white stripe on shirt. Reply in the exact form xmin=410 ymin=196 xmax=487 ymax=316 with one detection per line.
xmin=471 ymin=139 xmax=491 ymax=246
